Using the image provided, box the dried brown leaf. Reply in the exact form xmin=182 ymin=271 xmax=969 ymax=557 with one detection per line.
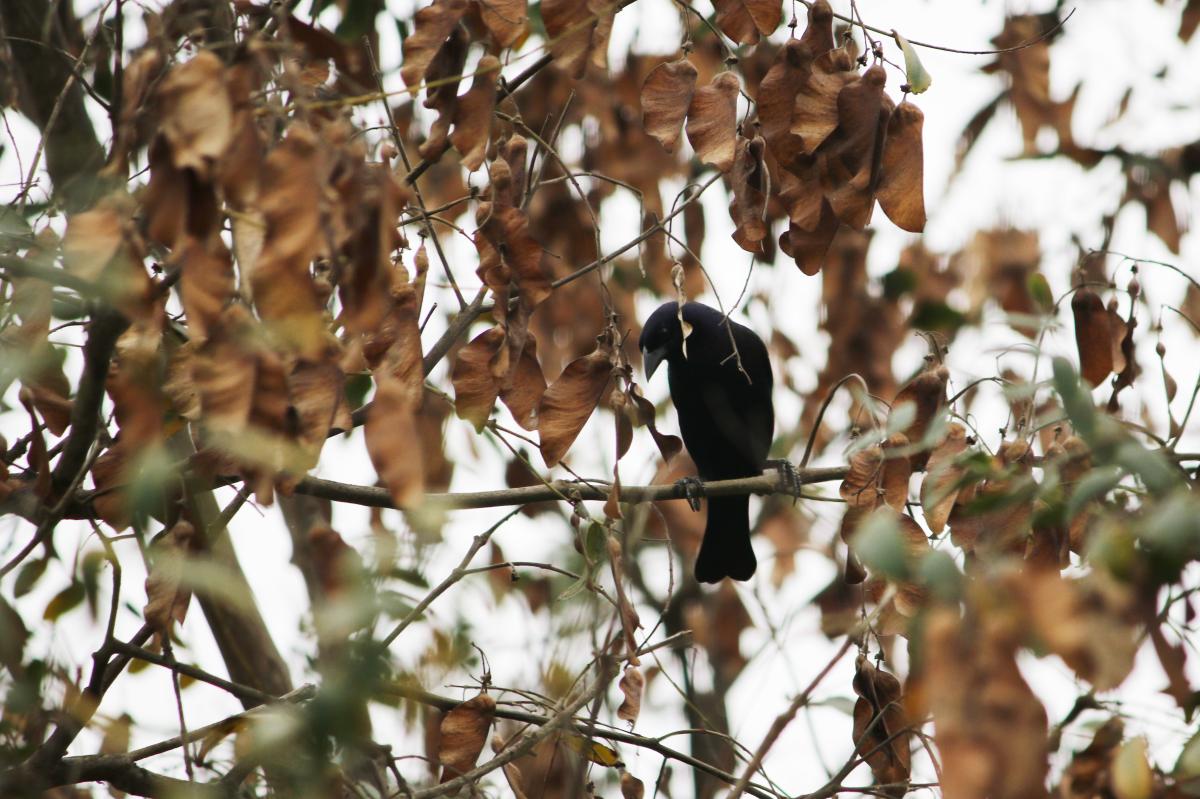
xmin=367 ymin=373 xmax=425 ymax=508
xmin=451 ymin=55 xmax=500 ymax=171
xmin=640 ymin=58 xmax=698 ymax=153
xmin=477 ymin=0 xmax=529 ymax=47
xmin=438 ymin=693 xmax=496 ymax=782
xmin=617 ymin=665 xmax=645 ymax=725
xmin=685 ymin=71 xmax=740 ymax=173
xmin=921 ymin=423 xmax=968 ymax=534
xmin=143 ymin=521 xmax=198 ymax=633
xmin=730 ymin=135 xmax=769 ymax=252
xmin=712 ymin=0 xmax=781 ymax=44
xmin=538 ymin=338 xmax=614 ymax=467
xmin=452 ymin=326 xmax=505 ymax=431
xmin=877 ymin=101 xmax=926 ymax=233
xmin=1071 ymin=287 xmax=1114 ymax=387
xmin=156 ymin=52 xmax=233 ymax=179
xmin=401 ymin=0 xmax=470 ymax=93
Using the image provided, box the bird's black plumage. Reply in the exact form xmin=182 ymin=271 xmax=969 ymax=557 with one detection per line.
xmin=640 ymin=301 xmax=774 ymax=583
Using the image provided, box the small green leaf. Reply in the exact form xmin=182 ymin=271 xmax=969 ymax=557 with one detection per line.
xmin=14 ymin=557 xmax=49 ymax=598
xmin=910 ymin=301 xmax=966 ymax=333
xmin=44 ymin=582 xmax=86 ymax=621
xmin=335 ymin=0 xmax=382 ymax=40
xmin=584 ymin=521 xmax=608 ymax=567
xmin=851 ymin=510 xmax=909 ymax=581
xmin=918 ymin=549 xmax=963 ymax=601
xmin=1028 ymin=272 xmax=1054 ymax=314
xmin=893 ymin=31 xmax=932 ymax=94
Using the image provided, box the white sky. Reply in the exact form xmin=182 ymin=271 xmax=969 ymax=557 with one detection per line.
xmin=2 ymin=0 xmax=1200 ymax=796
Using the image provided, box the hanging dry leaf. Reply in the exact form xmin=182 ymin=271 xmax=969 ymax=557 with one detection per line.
xmin=537 ymin=337 xmax=614 ymax=467
xmin=729 ymin=135 xmax=769 ymax=252
xmin=877 ymin=101 xmax=926 ymax=233
xmin=143 ymin=521 xmax=198 ymax=634
xmin=620 ymin=769 xmax=645 ymax=799
xmin=401 ymin=0 xmax=470 ymax=92
xmin=542 ymin=0 xmax=614 ymax=77
xmin=712 ymin=0 xmax=782 ymax=45
xmin=617 ymin=665 xmax=645 ymax=725
xmin=477 ymin=0 xmax=529 ymax=47
xmin=366 ymin=373 xmax=425 ymax=508
xmin=450 ymin=55 xmax=500 ymax=171
xmin=921 ymin=423 xmax=969 ymax=534
xmin=641 ymin=58 xmax=698 ymax=153
xmin=852 ymin=657 xmax=912 ymax=796
xmin=1071 ymin=286 xmax=1114 ymax=387
xmin=156 ymin=51 xmax=234 ymax=179
xmin=685 ymin=72 xmax=740 ymax=173
xmin=438 ymin=693 xmax=497 ymax=782
xmin=452 ymin=326 xmax=506 ymax=431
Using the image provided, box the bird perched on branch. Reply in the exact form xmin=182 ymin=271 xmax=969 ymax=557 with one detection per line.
xmin=640 ymin=301 xmax=775 ymax=583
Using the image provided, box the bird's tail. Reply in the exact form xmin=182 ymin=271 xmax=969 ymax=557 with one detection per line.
xmin=694 ymin=495 xmax=757 ymax=583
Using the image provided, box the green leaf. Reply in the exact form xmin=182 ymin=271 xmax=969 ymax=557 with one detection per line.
xmin=918 ymin=549 xmax=963 ymax=601
xmin=43 ymin=582 xmax=86 ymax=621
xmin=881 ymin=267 xmax=917 ymax=299
xmin=1028 ymin=272 xmax=1054 ymax=314
xmin=894 ymin=31 xmax=932 ymax=94
xmin=1053 ymin=357 xmax=1096 ymax=441
xmin=910 ymin=301 xmax=966 ymax=333
xmin=851 ymin=510 xmax=909 ymax=581
xmin=584 ymin=521 xmax=608 ymax=567
xmin=346 ymin=372 xmax=373 ymax=412
xmin=81 ymin=550 xmax=106 ymax=620
xmin=14 ymin=557 xmax=49 ymax=598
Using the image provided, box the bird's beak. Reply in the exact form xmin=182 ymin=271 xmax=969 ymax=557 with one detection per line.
xmin=642 ymin=345 xmax=667 ymax=380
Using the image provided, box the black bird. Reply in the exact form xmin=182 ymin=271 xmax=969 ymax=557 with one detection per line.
xmin=640 ymin=301 xmax=774 ymax=583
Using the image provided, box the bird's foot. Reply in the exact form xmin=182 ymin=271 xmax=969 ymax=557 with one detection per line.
xmin=766 ymin=458 xmax=802 ymax=504
xmin=673 ymin=476 xmax=706 ymax=511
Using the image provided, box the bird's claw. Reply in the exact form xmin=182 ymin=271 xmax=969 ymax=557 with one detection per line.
xmin=674 ymin=476 xmax=706 ymax=511
xmin=767 ymin=459 xmax=802 ymax=505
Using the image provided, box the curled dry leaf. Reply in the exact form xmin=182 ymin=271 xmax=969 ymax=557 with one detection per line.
xmin=177 ymin=236 xmax=236 ymax=344
xmin=921 ymin=422 xmax=969 ymax=534
xmin=477 ymin=0 xmax=529 ymax=47
xmin=1071 ymin=286 xmax=1114 ymax=387
xmin=892 ymin=362 xmax=948 ymax=469
xmin=438 ymin=693 xmax=497 ymax=782
xmin=756 ymin=39 xmax=811 ymax=171
xmin=628 ymin=384 xmax=682 ymax=464
xmin=712 ymin=0 xmax=782 ymax=45
xmin=450 ymin=55 xmax=500 ymax=171
xmin=779 ymin=200 xmax=840 ymax=276
xmin=617 ymin=665 xmax=645 ymax=725
xmin=685 ymin=72 xmax=740 ymax=173
xmin=729 ymin=135 xmax=770 ymax=252
xmin=156 ymin=51 xmax=234 ymax=180
xmin=250 ymin=125 xmax=327 ymax=360
xmin=790 ymin=47 xmax=855 ymax=157
xmin=288 ymin=361 xmax=344 ymax=469
xmin=401 ymin=0 xmax=470 ymax=92
xmin=538 ymin=336 xmax=614 ymax=467
xmin=542 ymin=0 xmax=614 ymax=77
xmin=143 ymin=521 xmax=199 ymax=634
xmin=418 ymin=24 xmax=469 ymax=162
xmin=366 ymin=373 xmax=425 ymax=508
xmin=877 ymin=102 xmax=927 ymax=233
xmin=452 ymin=327 xmax=506 ymax=431
xmin=824 ymin=65 xmax=892 ymax=230
xmin=852 ymin=657 xmax=912 ymax=796
xmin=640 ymin=58 xmax=698 ymax=153
xmin=619 ymin=769 xmax=645 ymax=799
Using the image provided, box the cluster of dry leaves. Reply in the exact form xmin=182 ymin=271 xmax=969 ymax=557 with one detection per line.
xmin=3 ymin=0 xmax=1200 ymax=797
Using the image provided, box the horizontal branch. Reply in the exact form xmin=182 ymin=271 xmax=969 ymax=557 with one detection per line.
xmin=293 ymin=465 xmax=850 ymax=511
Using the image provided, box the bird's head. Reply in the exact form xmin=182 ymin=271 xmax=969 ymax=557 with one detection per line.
xmin=639 ymin=301 xmax=690 ymax=380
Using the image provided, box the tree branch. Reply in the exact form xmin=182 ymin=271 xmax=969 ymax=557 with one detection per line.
xmin=291 ymin=465 xmax=849 ymax=510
